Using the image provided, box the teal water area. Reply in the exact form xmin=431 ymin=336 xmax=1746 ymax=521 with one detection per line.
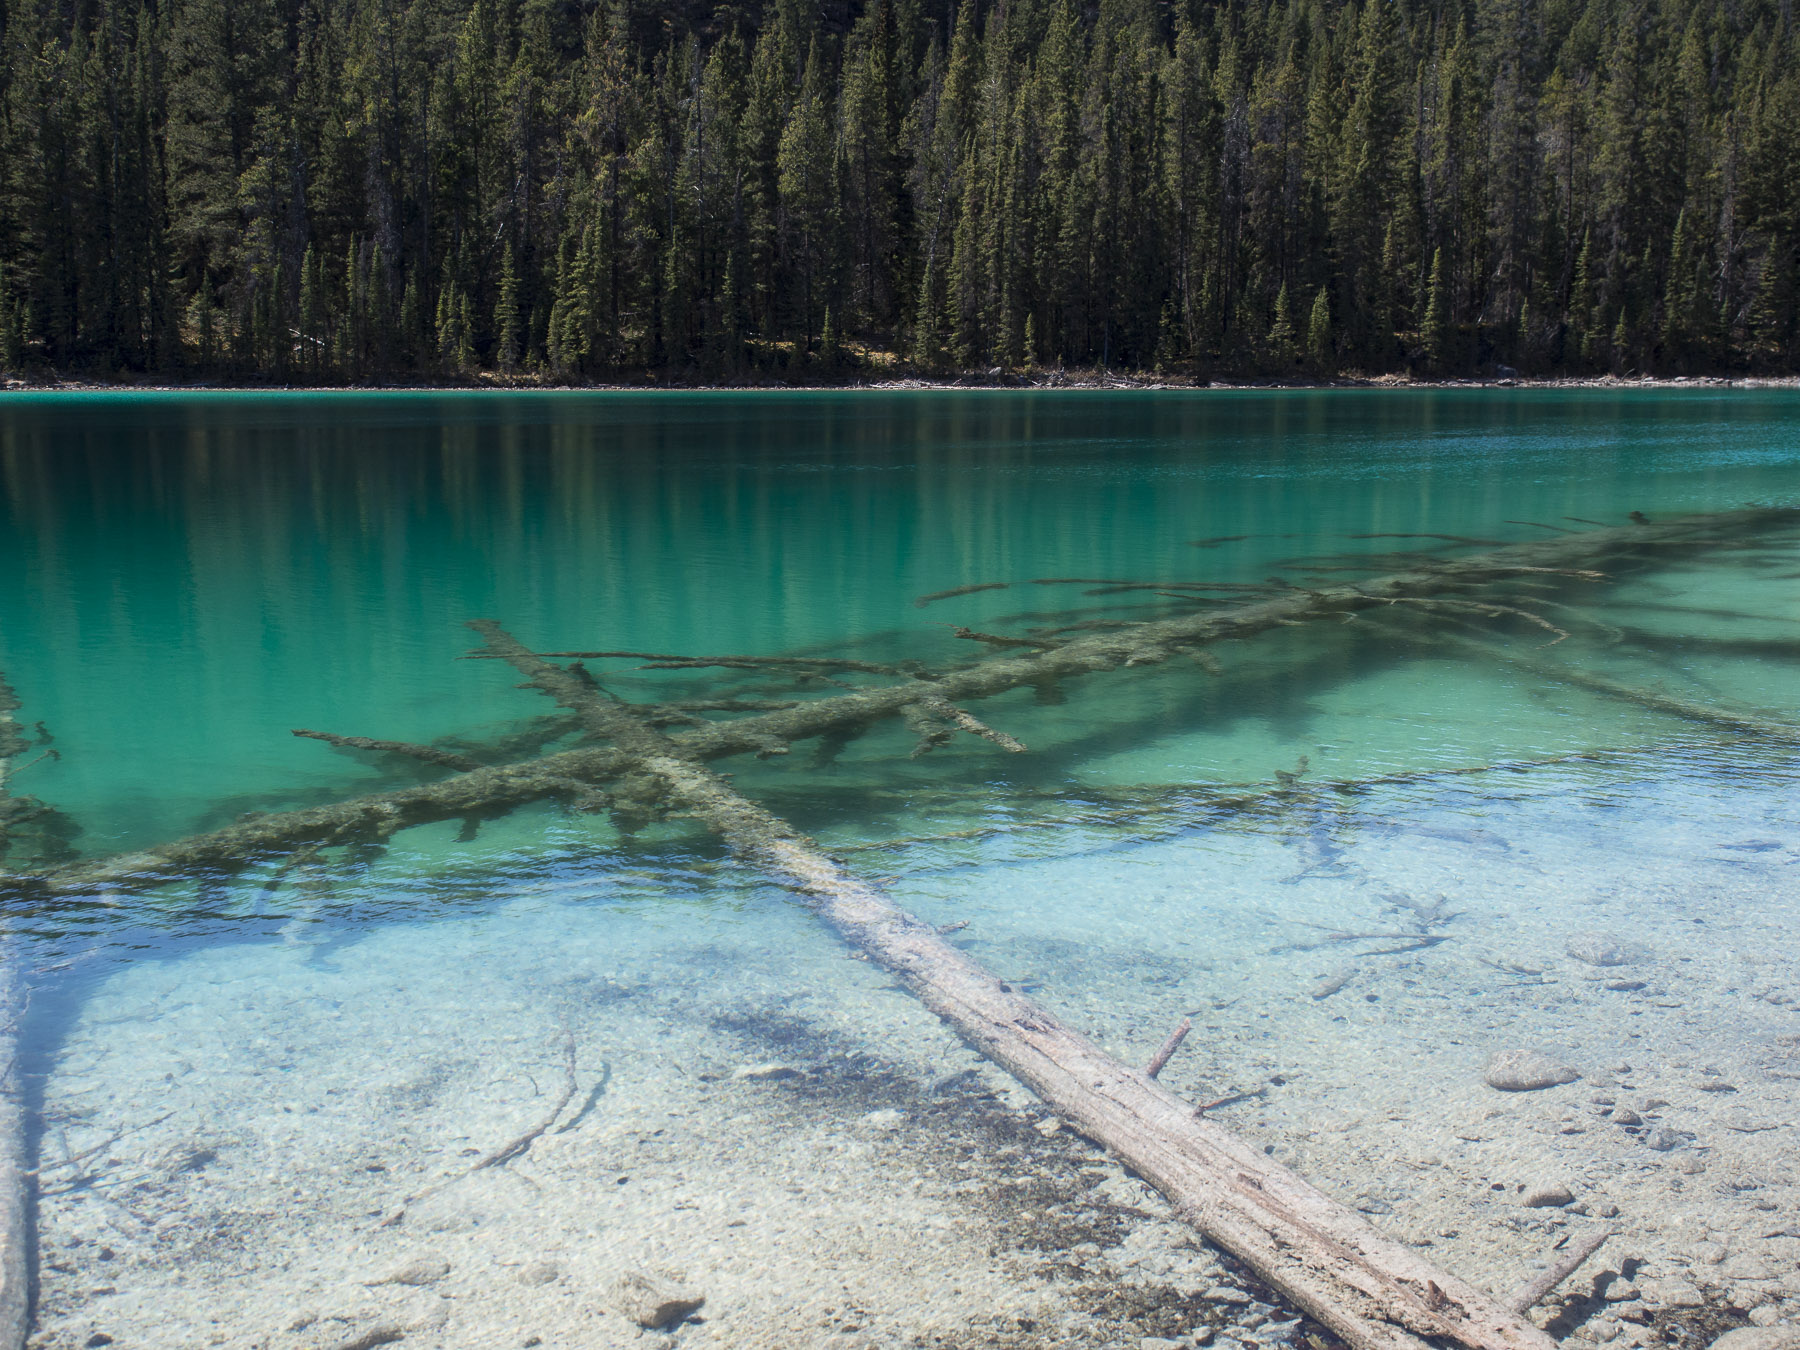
xmin=3 ymin=389 xmax=1798 ymax=862
xmin=4 ymin=391 xmax=1800 ymax=1346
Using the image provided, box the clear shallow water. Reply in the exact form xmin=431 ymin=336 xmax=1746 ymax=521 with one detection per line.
xmin=4 ymin=390 xmax=1800 ymax=1347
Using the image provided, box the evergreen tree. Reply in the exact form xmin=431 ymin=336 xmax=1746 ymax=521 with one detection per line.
xmin=0 ymin=0 xmax=1792 ymax=381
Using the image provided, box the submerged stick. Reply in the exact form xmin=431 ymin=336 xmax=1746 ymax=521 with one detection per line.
xmin=471 ymin=620 xmax=1554 ymax=1350
xmin=291 ymin=729 xmax=479 ymax=773
xmin=1505 ymin=1228 xmax=1612 ymax=1314
xmin=382 ymin=1031 xmax=578 ymax=1227
xmin=1145 ymin=1018 xmax=1192 ymax=1079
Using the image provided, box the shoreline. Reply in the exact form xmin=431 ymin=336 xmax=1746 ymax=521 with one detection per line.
xmin=4 ymin=372 xmax=1800 ymax=395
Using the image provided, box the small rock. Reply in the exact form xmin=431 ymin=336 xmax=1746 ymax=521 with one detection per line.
xmin=516 ymin=1260 xmax=562 ymax=1287
xmin=365 ymin=1258 xmax=450 ymax=1287
xmin=1594 ymin=1202 xmax=1621 ymax=1218
xmin=1071 ymin=1242 xmax=1102 ymax=1260
xmin=1644 ymin=1127 xmax=1683 ymax=1151
xmin=1747 ymin=1308 xmax=1783 ymax=1328
xmin=732 ymin=1063 xmax=800 ymax=1081
xmin=1567 ymin=933 xmax=1636 ymax=967
xmin=1709 ymin=1329 xmax=1800 ymax=1350
xmin=327 ymin=1325 xmax=406 ymax=1350
xmin=1143 ymin=1339 xmax=1187 ymax=1350
xmin=611 ymin=1271 xmax=706 ymax=1330
xmin=1605 ymin=1282 xmax=1641 ymax=1303
xmin=1485 ymin=1049 xmax=1581 ymax=1092
xmin=1523 ymin=1183 xmax=1575 ymax=1208
xmin=1676 ymin=1156 xmax=1706 ymax=1175
xmin=1192 ymin=1329 xmax=1217 ymax=1347
xmin=1205 ymin=1286 xmax=1254 ymax=1305
xmin=1035 ymin=1117 xmax=1064 ymax=1137
xmin=1661 ymin=1286 xmax=1706 ymax=1309
xmin=1613 ymin=1109 xmax=1643 ymax=1127
xmin=861 ymin=1108 xmax=905 ymax=1131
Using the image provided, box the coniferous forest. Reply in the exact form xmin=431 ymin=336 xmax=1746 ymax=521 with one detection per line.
xmin=0 ymin=0 xmax=1796 ymax=383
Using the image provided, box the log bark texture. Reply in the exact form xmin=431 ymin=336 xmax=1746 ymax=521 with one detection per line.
xmin=469 ymin=620 xmax=1556 ymax=1350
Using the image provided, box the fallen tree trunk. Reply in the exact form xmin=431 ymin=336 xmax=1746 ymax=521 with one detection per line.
xmin=18 ymin=506 xmax=1797 ymax=899
xmin=469 ymin=619 xmax=1556 ymax=1350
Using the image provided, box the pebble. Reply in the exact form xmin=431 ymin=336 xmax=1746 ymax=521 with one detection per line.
xmin=1484 ymin=1049 xmax=1581 ymax=1091
xmin=1205 ymin=1287 xmax=1253 ymax=1305
xmin=1709 ymin=1329 xmax=1800 ymax=1350
xmin=1035 ymin=1117 xmax=1064 ymax=1137
xmin=1567 ymin=933 xmax=1636 ymax=967
xmin=861 ymin=1108 xmax=906 ymax=1131
xmin=1142 ymin=1339 xmax=1187 ymax=1350
xmin=1747 ymin=1308 xmax=1784 ymax=1328
xmin=731 ymin=1063 xmax=800 ymax=1081
xmin=1644 ymin=1127 xmax=1683 ymax=1151
xmin=1612 ymin=1108 xmax=1643 ymax=1127
xmin=1593 ymin=1202 xmax=1621 ymax=1218
xmin=1605 ymin=1282 xmax=1640 ymax=1303
xmin=1192 ymin=1329 xmax=1216 ymax=1346
xmin=611 ymin=1271 xmax=707 ymax=1330
xmin=1523 ymin=1183 xmax=1575 ymax=1208
xmin=326 ymin=1325 xmax=406 ymax=1350
xmin=516 ymin=1260 xmax=562 ymax=1287
xmin=364 ymin=1259 xmax=450 ymax=1287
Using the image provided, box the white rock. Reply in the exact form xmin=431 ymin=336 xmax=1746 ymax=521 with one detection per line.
xmin=611 ymin=1271 xmax=706 ymax=1329
xmin=732 ymin=1063 xmax=800 ymax=1081
xmin=363 ymin=1258 xmax=450 ymax=1287
xmin=1709 ymin=1329 xmax=1800 ymax=1350
xmin=1567 ymin=933 xmax=1636 ymax=967
xmin=1484 ymin=1049 xmax=1580 ymax=1091
xmin=1523 ymin=1182 xmax=1575 ymax=1208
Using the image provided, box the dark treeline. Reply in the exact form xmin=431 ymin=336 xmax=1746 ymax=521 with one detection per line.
xmin=0 ymin=0 xmax=1796 ymax=383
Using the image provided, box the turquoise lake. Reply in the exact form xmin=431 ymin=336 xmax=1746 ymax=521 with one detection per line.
xmin=2 ymin=390 xmax=1799 ymax=1348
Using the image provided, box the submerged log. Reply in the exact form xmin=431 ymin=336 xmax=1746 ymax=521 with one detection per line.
xmin=470 ymin=619 xmax=1554 ymax=1350
xmin=18 ymin=506 xmax=1798 ymax=899
xmin=291 ymin=728 xmax=480 ymax=773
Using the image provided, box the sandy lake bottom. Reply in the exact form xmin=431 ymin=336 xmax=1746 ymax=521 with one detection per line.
xmin=22 ymin=755 xmax=1800 ymax=1350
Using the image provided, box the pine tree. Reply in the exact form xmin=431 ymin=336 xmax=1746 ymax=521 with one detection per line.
xmin=1268 ymin=283 xmax=1298 ymax=368
xmin=1306 ymin=287 xmax=1333 ymax=372
xmin=1422 ymin=248 xmax=1450 ymax=370
xmin=496 ymin=243 xmax=523 ymax=372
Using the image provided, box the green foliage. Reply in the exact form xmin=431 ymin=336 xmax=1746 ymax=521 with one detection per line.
xmin=0 ymin=0 xmax=1795 ymax=380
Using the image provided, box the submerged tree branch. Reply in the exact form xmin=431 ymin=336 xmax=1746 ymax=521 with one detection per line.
xmin=12 ymin=507 xmax=1797 ymax=900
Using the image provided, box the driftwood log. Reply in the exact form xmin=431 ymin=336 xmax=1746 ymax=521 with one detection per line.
xmin=16 ymin=506 xmax=1798 ymax=900
xmin=469 ymin=619 xmax=1555 ymax=1350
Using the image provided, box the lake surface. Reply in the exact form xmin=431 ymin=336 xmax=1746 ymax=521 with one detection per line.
xmin=2 ymin=390 xmax=1799 ymax=1349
